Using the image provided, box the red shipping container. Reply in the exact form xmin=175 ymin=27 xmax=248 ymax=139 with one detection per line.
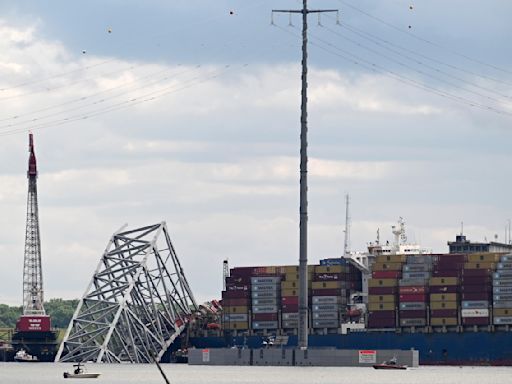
xmin=432 ymin=270 xmax=461 ymax=277
xmin=368 ymin=318 xmax=396 ymax=328
xmin=281 ymin=296 xmax=299 ymax=305
xmin=372 ymin=271 xmax=402 ymax=279
xmin=252 ymin=313 xmax=278 ymax=321
xmin=461 ymin=292 xmax=491 ymax=301
xmin=399 ymin=286 xmax=427 ymax=295
xmin=230 ymin=267 xmax=256 ymax=276
xmin=429 ymin=285 xmax=458 ymax=294
xmin=222 ymin=290 xmax=250 ymax=299
xmin=462 ymin=317 xmax=489 ymax=326
xmin=462 ymin=269 xmax=492 ymax=277
xmin=367 ymin=310 xmax=395 ymax=319
xmin=311 ymin=289 xmax=341 ymax=296
xmin=399 ymin=294 xmax=427 ymax=302
xmin=226 ymin=284 xmax=250 ymax=291
xmin=399 ymin=310 xmax=426 ymax=319
xmin=221 ymin=298 xmax=250 ymax=306
xmin=282 ymin=304 xmax=299 ymax=313
xmin=460 ymin=284 xmax=491 ymax=293
xmin=462 ymin=276 xmax=491 ymax=284
xmin=430 ymin=309 xmax=458 ymax=317
xmin=16 ymin=315 xmax=51 ymax=332
xmin=226 ymin=275 xmax=251 ymax=285
xmin=368 ymin=287 xmax=397 ymax=295
xmin=436 ymin=254 xmax=467 ymax=263
xmin=313 ymin=273 xmax=343 ymax=281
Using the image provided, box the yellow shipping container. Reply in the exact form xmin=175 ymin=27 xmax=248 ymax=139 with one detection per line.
xmin=429 ymin=277 xmax=458 ymax=286
xmin=311 ymin=281 xmax=343 ymax=290
xmin=494 ymin=308 xmax=512 ymax=316
xmin=467 ymin=253 xmax=501 ymax=263
xmin=464 ymin=262 xmax=495 ymax=269
xmin=372 ymin=263 xmax=402 ymax=271
xmin=430 ymin=301 xmax=458 ymax=310
xmin=223 ymin=306 xmax=248 ymax=313
xmin=375 ymin=255 xmax=407 ymax=263
xmin=430 ymin=293 xmax=458 ymax=302
xmin=368 ymin=302 xmax=395 ymax=311
xmin=223 ymin=321 xmax=249 ymax=330
xmin=284 ymin=273 xmax=299 ymax=282
xmin=368 ymin=279 xmax=398 ymax=288
xmin=282 ymin=288 xmax=299 ymax=297
xmin=430 ymin=317 xmax=458 ymax=326
xmin=314 ymin=265 xmax=345 ymax=274
xmin=368 ymin=295 xmax=396 ymax=304
xmin=282 ymin=281 xmax=299 ymax=290
xmin=284 ymin=266 xmax=299 ymax=274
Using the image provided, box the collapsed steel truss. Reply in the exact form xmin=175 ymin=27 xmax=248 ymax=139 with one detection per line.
xmin=55 ymin=222 xmax=197 ymax=363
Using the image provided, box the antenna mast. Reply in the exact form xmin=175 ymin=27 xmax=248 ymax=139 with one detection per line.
xmin=23 ymin=133 xmax=45 ymax=315
xmin=272 ymin=1 xmax=338 ymax=350
xmin=343 ymin=194 xmax=351 ymax=256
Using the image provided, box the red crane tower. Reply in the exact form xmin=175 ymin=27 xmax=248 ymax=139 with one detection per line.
xmin=12 ymin=134 xmax=57 ymax=361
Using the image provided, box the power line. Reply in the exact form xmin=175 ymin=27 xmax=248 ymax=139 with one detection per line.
xmin=321 ymin=24 xmax=512 ymax=105
xmin=0 ymin=64 xmax=240 ymax=137
xmin=337 ymin=0 xmax=512 ymax=76
xmin=338 ymin=20 xmax=512 ymax=88
xmin=274 ymin=24 xmax=512 ymax=117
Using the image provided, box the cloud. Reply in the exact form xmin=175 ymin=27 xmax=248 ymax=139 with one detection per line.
xmin=0 ymin=14 xmax=511 ymax=307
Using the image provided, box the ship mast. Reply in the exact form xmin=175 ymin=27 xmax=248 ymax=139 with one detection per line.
xmin=23 ymin=133 xmax=45 ymax=316
xmin=343 ymin=194 xmax=350 ymax=256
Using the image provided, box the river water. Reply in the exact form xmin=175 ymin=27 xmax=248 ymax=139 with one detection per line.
xmin=1 ymin=363 xmax=512 ymax=384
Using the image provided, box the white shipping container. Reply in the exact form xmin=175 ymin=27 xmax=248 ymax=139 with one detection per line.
xmin=494 ymin=316 xmax=512 ymax=325
xmin=251 ymin=277 xmax=281 ymax=285
xmin=312 ymin=304 xmax=339 ymax=312
xmin=252 ymin=284 xmax=280 ymax=291
xmin=312 ymin=311 xmax=338 ymax=320
xmin=252 ymin=321 xmax=278 ymax=329
xmin=282 ymin=313 xmax=299 ymax=320
xmin=223 ymin=314 xmax=248 ymax=322
xmin=252 ymin=305 xmax=278 ymax=313
xmin=312 ymin=319 xmax=339 ymax=328
xmin=312 ymin=296 xmax=340 ymax=304
xmin=251 ymin=291 xmax=278 ymax=299
xmin=282 ymin=320 xmax=298 ymax=328
xmin=252 ymin=298 xmax=278 ymax=306
xmin=461 ymin=309 xmax=489 ymax=318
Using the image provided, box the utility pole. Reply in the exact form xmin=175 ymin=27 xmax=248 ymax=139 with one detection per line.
xmin=272 ymin=1 xmax=338 ymax=350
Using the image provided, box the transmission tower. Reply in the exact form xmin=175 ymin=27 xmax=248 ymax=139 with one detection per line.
xmin=272 ymin=1 xmax=338 ymax=350
xmin=23 ymin=133 xmax=45 ymax=316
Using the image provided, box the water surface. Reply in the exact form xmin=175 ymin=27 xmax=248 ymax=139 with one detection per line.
xmin=1 ymin=363 xmax=511 ymax=384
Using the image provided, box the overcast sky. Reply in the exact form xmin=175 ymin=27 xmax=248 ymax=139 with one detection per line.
xmin=1 ymin=0 xmax=511 ymax=305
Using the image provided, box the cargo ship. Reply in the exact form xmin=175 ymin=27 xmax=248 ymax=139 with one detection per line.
xmin=188 ymin=229 xmax=512 ymax=365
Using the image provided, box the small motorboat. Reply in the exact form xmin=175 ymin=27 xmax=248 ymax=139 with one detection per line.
xmin=14 ymin=349 xmax=38 ymax=362
xmin=63 ymin=363 xmax=101 ymax=379
xmin=373 ymin=356 xmax=407 ymax=370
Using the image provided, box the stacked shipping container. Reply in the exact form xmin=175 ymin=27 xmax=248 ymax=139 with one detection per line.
xmin=399 ymin=255 xmax=432 ymax=327
xmin=460 ymin=253 xmax=496 ymax=326
xmin=311 ymin=265 xmax=344 ymax=329
xmin=367 ymin=255 xmax=403 ymax=328
xmin=222 ymin=260 xmax=362 ymax=333
xmin=429 ymin=254 xmax=462 ymax=326
xmin=493 ymin=254 xmax=512 ymax=325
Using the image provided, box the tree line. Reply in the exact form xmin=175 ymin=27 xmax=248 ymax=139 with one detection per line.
xmin=0 ymin=298 xmax=78 ymax=329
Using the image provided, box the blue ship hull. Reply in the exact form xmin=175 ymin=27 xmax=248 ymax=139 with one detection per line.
xmin=190 ymin=331 xmax=512 ymax=365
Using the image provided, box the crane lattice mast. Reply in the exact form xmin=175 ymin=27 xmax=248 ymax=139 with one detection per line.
xmin=23 ymin=133 xmax=45 ymax=316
